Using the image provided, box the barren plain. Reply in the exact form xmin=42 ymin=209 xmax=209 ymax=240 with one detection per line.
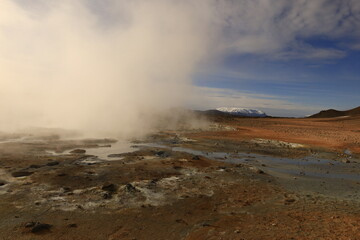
xmin=0 ymin=115 xmax=360 ymax=239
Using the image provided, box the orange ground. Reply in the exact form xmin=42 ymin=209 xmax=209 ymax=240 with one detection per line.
xmin=190 ymin=116 xmax=360 ymax=153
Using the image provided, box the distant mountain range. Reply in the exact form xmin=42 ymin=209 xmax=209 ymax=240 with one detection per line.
xmin=215 ymin=107 xmax=268 ymax=117
xmin=308 ymin=106 xmax=360 ymax=118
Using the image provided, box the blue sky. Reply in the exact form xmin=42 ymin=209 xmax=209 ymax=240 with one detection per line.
xmin=194 ymin=48 xmax=360 ymax=116
xmin=190 ymin=0 xmax=360 ymax=117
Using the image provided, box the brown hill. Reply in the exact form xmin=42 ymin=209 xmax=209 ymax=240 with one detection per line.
xmin=309 ymin=106 xmax=360 ymax=118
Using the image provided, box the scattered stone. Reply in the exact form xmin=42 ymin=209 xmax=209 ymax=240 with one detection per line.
xmin=125 ymin=183 xmax=138 ymax=193
xmin=284 ymin=198 xmax=296 ymax=205
xmin=102 ymin=192 xmax=112 ymax=199
xmin=155 ymin=151 xmax=170 ymax=158
xmin=99 ymin=144 xmax=111 ymax=148
xmin=46 ymin=161 xmax=59 ymax=166
xmin=29 ymin=164 xmax=41 ymax=169
xmin=62 ymin=187 xmax=71 ymax=193
xmin=70 ymin=149 xmax=86 ymax=154
xmin=147 ymin=179 xmax=158 ymax=188
xmin=107 ymin=154 xmax=123 ymax=158
xmin=175 ymin=219 xmax=188 ymax=225
xmin=201 ymin=222 xmax=211 ymax=227
xmin=30 ymin=223 xmax=52 ymax=233
xmin=342 ymin=159 xmax=351 ymax=163
xmin=11 ymin=171 xmax=33 ymax=178
xmin=192 ymin=155 xmax=201 ymax=160
xmin=102 ymin=183 xmax=117 ymax=193
xmin=67 ymin=223 xmax=77 ymax=228
xmin=254 ymin=168 xmax=265 ymax=174
xmin=25 ymin=222 xmax=37 ymax=228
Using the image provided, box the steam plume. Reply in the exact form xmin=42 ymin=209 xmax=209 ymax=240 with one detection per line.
xmin=0 ymin=0 xmax=215 ymax=137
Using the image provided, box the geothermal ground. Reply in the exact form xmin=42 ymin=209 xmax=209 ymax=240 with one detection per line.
xmin=1 ymin=116 xmax=360 ymax=239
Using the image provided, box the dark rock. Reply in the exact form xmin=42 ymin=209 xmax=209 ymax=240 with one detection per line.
xmin=70 ymin=149 xmax=86 ymax=154
xmin=29 ymin=164 xmax=41 ymax=169
xmin=155 ymin=151 xmax=170 ymax=158
xmin=102 ymin=183 xmax=117 ymax=193
xmin=107 ymin=154 xmax=123 ymax=158
xmin=67 ymin=223 xmax=77 ymax=228
xmin=201 ymin=222 xmax=211 ymax=227
xmin=192 ymin=155 xmax=201 ymax=160
xmin=255 ymin=168 xmax=265 ymax=174
xmin=173 ymin=166 xmax=182 ymax=170
xmin=102 ymin=192 xmax=112 ymax=199
xmin=31 ymin=223 xmax=52 ymax=233
xmin=0 ymin=181 xmax=6 ymax=186
xmin=25 ymin=222 xmax=37 ymax=228
xmin=147 ymin=179 xmax=158 ymax=188
xmin=57 ymin=173 xmax=67 ymax=177
xmin=46 ymin=161 xmax=59 ymax=166
xmin=62 ymin=187 xmax=71 ymax=193
xmin=175 ymin=219 xmax=188 ymax=224
xmin=99 ymin=144 xmax=111 ymax=148
xmin=125 ymin=183 xmax=138 ymax=193
xmin=284 ymin=198 xmax=296 ymax=204
xmin=11 ymin=171 xmax=33 ymax=177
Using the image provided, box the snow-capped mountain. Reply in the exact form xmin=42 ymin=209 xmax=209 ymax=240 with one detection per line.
xmin=216 ymin=107 xmax=267 ymax=117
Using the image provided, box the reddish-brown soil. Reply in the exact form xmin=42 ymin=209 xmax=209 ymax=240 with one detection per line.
xmin=1 ymin=116 xmax=360 ymax=239
xmin=188 ymin=116 xmax=360 ymax=153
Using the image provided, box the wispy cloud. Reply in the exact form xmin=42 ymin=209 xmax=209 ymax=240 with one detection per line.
xmin=191 ymin=87 xmax=324 ymax=117
xmin=217 ymin=0 xmax=360 ymax=60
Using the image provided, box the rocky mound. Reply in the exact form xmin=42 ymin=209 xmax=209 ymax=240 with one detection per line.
xmin=309 ymin=106 xmax=360 ymax=118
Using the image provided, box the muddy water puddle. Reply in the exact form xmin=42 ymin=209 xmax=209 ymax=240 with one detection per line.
xmin=46 ymin=140 xmax=138 ymax=160
xmin=136 ymin=143 xmax=360 ymax=199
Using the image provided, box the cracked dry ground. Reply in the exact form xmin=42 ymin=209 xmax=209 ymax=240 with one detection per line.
xmin=1 ymin=127 xmax=360 ymax=239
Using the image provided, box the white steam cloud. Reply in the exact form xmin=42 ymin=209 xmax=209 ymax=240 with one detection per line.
xmin=1 ymin=0 xmax=359 ymax=137
xmin=0 ymin=0 xmax=217 ymax=137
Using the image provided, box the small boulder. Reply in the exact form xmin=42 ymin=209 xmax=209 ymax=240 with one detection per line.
xmin=70 ymin=149 xmax=86 ymax=154
xmin=155 ymin=151 xmax=170 ymax=158
xmin=25 ymin=222 xmax=37 ymax=228
xmin=102 ymin=192 xmax=112 ymax=199
xmin=11 ymin=171 xmax=33 ymax=178
xmin=29 ymin=165 xmax=41 ymax=169
xmin=107 ymin=154 xmax=123 ymax=158
xmin=46 ymin=161 xmax=59 ymax=166
xmin=30 ymin=223 xmax=52 ymax=233
xmin=102 ymin=183 xmax=117 ymax=193
xmin=125 ymin=183 xmax=138 ymax=193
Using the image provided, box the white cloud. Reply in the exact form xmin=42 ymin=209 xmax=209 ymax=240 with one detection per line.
xmin=217 ymin=0 xmax=360 ymax=60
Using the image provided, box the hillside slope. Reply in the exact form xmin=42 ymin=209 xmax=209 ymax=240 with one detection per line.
xmin=309 ymin=106 xmax=360 ymax=118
